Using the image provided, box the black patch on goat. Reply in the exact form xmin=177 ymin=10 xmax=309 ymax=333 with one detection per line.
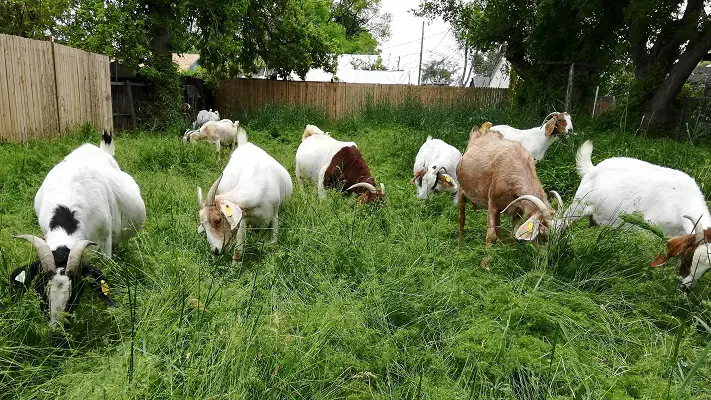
xmin=102 ymin=130 xmax=112 ymax=145
xmin=49 ymin=205 xmax=79 ymax=234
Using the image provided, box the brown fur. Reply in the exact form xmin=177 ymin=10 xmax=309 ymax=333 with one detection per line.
xmin=324 ymin=146 xmax=383 ymax=203
xmin=458 ymin=122 xmax=553 ymax=246
xmin=651 ymin=228 xmax=711 ymax=277
xmin=410 ymin=168 xmax=425 ymax=185
xmin=544 ymin=113 xmax=569 ymax=137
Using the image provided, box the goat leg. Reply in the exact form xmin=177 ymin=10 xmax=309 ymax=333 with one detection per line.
xmin=458 ymin=190 xmax=466 ymax=240
xmin=486 ymin=202 xmax=501 ymax=247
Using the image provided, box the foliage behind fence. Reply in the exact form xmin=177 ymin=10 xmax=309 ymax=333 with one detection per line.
xmin=217 ymin=79 xmax=509 ymax=120
xmin=0 ymin=34 xmax=112 ymax=142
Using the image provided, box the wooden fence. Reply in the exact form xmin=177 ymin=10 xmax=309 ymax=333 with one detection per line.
xmin=217 ymin=80 xmax=509 ymax=120
xmin=0 ymin=34 xmax=112 ymax=142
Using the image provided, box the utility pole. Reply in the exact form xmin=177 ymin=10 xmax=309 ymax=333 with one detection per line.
xmin=565 ymin=63 xmax=574 ymax=111
xmin=460 ymin=39 xmax=469 ymax=87
xmin=417 ymin=21 xmax=425 ymax=85
xmin=397 ymin=56 xmax=400 ymax=70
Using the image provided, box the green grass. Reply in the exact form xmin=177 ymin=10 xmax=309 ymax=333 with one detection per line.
xmin=1 ymin=106 xmax=711 ymax=399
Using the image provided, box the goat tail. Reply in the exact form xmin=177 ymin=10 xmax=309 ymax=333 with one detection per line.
xmin=575 ymin=140 xmax=594 ymax=177
xmin=100 ymin=130 xmax=115 ymax=156
xmin=236 ymin=124 xmax=248 ymax=146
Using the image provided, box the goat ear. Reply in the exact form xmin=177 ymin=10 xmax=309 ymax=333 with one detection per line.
xmin=9 ymin=262 xmax=40 ymax=294
xmin=410 ymin=169 xmax=424 ymax=185
xmin=515 ymin=216 xmax=541 ymax=241
xmin=544 ymin=118 xmax=556 ymax=137
xmin=437 ymin=173 xmax=456 ymax=189
xmin=651 ymin=234 xmax=698 ymax=267
xmin=197 ymin=223 xmax=205 ymax=234
xmin=218 ymin=200 xmax=243 ymax=230
xmin=81 ymin=265 xmax=117 ymax=307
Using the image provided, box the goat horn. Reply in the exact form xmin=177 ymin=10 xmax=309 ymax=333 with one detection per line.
xmin=66 ymin=240 xmax=97 ymax=277
xmin=549 ymin=191 xmax=564 ymax=214
xmin=206 ymin=174 xmax=223 ymax=206
xmin=14 ymin=235 xmax=56 ymax=274
xmin=502 ymin=195 xmax=553 ymax=221
xmin=541 ymin=112 xmax=558 ymax=126
xmin=683 ymin=215 xmax=705 ymax=242
xmin=380 ymin=183 xmax=385 ymax=195
xmin=197 ymin=186 xmax=204 ymax=208
xmin=347 ymin=182 xmax=377 ymax=193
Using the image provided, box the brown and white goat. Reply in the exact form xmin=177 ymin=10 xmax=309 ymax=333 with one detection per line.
xmin=457 ymin=122 xmax=563 ymax=246
xmin=295 ymin=129 xmax=385 ymax=203
xmin=651 ymin=216 xmax=711 ymax=290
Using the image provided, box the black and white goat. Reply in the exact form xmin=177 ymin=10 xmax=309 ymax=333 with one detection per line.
xmin=9 ymin=132 xmax=146 ymax=325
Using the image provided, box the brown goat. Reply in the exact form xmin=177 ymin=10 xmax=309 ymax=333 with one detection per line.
xmin=651 ymin=219 xmax=711 ymax=290
xmin=324 ymin=146 xmax=385 ymax=203
xmin=457 ymin=122 xmax=562 ymax=246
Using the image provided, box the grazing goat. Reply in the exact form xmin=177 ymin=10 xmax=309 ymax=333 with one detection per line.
xmin=193 ymin=109 xmax=220 ymax=129
xmin=491 ymin=112 xmax=573 ymax=162
xmin=651 ymin=219 xmax=711 ymax=290
xmin=9 ymin=132 xmax=146 ymax=325
xmin=411 ymin=136 xmax=461 ymax=201
xmin=565 ymin=141 xmax=711 ymax=289
xmin=197 ymin=129 xmax=292 ymax=263
xmin=295 ymin=129 xmax=385 ymax=203
xmin=184 ymin=119 xmax=242 ymax=152
xmin=457 ymin=122 xmax=562 ymax=246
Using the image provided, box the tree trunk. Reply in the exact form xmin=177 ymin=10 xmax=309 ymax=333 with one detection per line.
xmin=644 ymin=29 xmax=711 ymax=128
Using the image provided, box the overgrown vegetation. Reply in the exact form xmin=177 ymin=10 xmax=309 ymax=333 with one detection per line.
xmin=1 ymin=105 xmax=711 ymax=399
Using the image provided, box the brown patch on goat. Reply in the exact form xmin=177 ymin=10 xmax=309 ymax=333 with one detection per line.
xmin=457 ymin=127 xmax=552 ymax=246
xmin=324 ymin=146 xmax=377 ymax=193
xmin=203 ymin=205 xmax=231 ymax=241
xmin=651 ymin=229 xmax=711 ymax=277
xmin=410 ymin=168 xmax=425 ymax=185
xmin=357 ymin=191 xmax=385 ymax=204
xmin=544 ymin=113 xmax=569 ymax=137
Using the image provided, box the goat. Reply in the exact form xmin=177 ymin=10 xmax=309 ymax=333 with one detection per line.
xmin=457 ymin=122 xmax=562 ymax=246
xmin=295 ymin=129 xmax=385 ymax=203
xmin=410 ymin=136 xmax=461 ymax=201
xmin=197 ymin=129 xmax=292 ymax=263
xmin=193 ymin=109 xmax=220 ymax=129
xmin=491 ymin=112 xmax=573 ymax=162
xmin=302 ymin=124 xmax=330 ymax=141
xmin=9 ymin=131 xmax=146 ymax=325
xmin=565 ymin=141 xmax=711 ymax=289
xmin=184 ymin=119 xmax=242 ymax=152
xmin=651 ymin=218 xmax=711 ymax=290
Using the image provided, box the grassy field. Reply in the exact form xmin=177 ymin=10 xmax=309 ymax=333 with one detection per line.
xmin=1 ymin=104 xmax=711 ymax=399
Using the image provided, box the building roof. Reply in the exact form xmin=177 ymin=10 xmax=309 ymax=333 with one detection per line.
xmin=173 ymin=53 xmax=200 ymax=71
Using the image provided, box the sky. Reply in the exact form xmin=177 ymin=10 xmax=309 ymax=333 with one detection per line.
xmin=378 ymin=0 xmax=464 ymax=78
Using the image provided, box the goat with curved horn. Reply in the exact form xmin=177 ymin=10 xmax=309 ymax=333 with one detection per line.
xmin=549 ymin=191 xmax=564 ymax=213
xmin=502 ymin=195 xmax=554 ymax=220
xmin=683 ymin=215 xmax=706 ymax=242
xmin=14 ymin=235 xmax=56 ymax=273
xmin=66 ymin=240 xmax=97 ymax=277
xmin=206 ymin=174 xmax=223 ymax=206
xmin=347 ymin=182 xmax=378 ymax=193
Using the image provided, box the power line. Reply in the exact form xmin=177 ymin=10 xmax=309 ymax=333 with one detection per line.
xmin=380 ymin=30 xmax=449 ymax=50
xmin=429 ymin=28 xmax=451 ymax=54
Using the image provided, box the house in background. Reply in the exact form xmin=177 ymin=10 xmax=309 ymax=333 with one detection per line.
xmin=173 ymin=53 xmax=200 ymax=72
xmin=289 ymin=54 xmax=414 ymax=85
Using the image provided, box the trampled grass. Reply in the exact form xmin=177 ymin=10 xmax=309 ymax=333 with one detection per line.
xmin=1 ymin=105 xmax=711 ymax=399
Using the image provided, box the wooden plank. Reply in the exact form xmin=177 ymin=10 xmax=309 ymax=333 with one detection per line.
xmin=0 ymin=35 xmax=15 ymax=141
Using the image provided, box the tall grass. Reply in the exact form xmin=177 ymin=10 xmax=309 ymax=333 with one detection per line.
xmin=0 ymin=106 xmax=710 ymax=399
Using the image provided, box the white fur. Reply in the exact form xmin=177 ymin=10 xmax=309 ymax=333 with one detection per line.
xmin=302 ymin=124 xmax=330 ymax=141
xmin=34 ymin=141 xmax=146 ymax=257
xmin=412 ymin=136 xmax=462 ymax=201
xmin=492 ymin=113 xmax=573 ymax=162
xmin=193 ymin=109 xmax=220 ymax=129
xmin=566 ymin=140 xmax=711 ymax=288
xmin=48 ymin=268 xmax=71 ymax=325
xmin=295 ymin=133 xmax=355 ymax=199
xmin=199 ymin=134 xmax=292 ymax=257
xmin=185 ymin=119 xmax=241 ymax=152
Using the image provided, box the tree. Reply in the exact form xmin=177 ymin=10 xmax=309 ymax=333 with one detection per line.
xmin=0 ymin=0 xmax=70 ymax=39
xmin=330 ymin=0 xmax=391 ymax=54
xmin=417 ymin=0 xmax=711 ymax=129
xmin=421 ymin=57 xmax=459 ymax=85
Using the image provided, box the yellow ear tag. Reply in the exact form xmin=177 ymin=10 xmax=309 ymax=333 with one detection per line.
xmin=224 ymin=204 xmax=232 ymax=217
xmin=100 ymin=279 xmax=109 ymax=296
xmin=444 ymin=175 xmax=451 ymax=183
xmin=527 ymin=222 xmax=534 ymax=232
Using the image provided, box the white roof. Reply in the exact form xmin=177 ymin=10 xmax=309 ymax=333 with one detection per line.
xmin=290 ymin=54 xmax=415 ymax=85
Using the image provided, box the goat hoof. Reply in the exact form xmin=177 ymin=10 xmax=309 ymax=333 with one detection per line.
xmin=480 ymin=257 xmax=491 ymax=271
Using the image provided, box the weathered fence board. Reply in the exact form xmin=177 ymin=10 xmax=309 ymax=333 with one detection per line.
xmin=0 ymin=34 xmax=112 ymax=142
xmin=217 ymin=79 xmax=509 ymax=120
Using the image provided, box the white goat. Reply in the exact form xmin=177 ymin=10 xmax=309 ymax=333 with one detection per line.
xmin=302 ymin=124 xmax=330 ymax=141
xmin=193 ymin=109 xmax=220 ymax=129
xmin=9 ymin=132 xmax=146 ymax=324
xmin=184 ymin=119 xmax=241 ymax=152
xmin=566 ymin=140 xmax=711 ymax=289
xmin=410 ymin=136 xmax=461 ymax=201
xmin=197 ymin=129 xmax=292 ymax=263
xmin=491 ymin=112 xmax=573 ymax=162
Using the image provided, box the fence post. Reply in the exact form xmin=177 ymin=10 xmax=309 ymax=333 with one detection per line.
xmin=591 ymin=85 xmax=599 ymax=117
xmin=47 ymin=35 xmax=62 ymax=133
xmin=125 ymin=80 xmax=137 ymax=129
xmin=565 ymin=63 xmax=574 ymax=112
